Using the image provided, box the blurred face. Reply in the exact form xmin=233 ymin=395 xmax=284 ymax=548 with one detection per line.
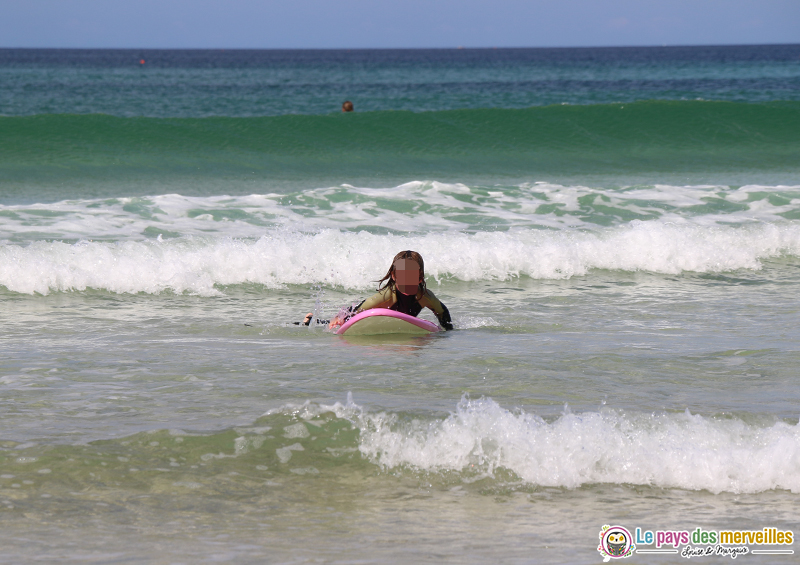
xmin=392 ymin=258 xmax=421 ymax=296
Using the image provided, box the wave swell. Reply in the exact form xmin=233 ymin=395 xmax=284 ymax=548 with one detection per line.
xmin=3 ymin=397 xmax=795 ymax=494
xmin=346 ymin=396 xmax=800 ymax=494
xmin=2 ymin=101 xmax=799 ymax=184
xmin=2 ymin=222 xmax=799 ymax=294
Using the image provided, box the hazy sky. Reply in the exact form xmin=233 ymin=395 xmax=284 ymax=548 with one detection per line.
xmin=2 ymin=0 xmax=798 ymax=49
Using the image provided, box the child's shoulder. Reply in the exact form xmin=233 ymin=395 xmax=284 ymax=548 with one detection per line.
xmin=367 ymin=285 xmax=394 ymax=302
xmin=421 ymin=287 xmax=439 ymax=301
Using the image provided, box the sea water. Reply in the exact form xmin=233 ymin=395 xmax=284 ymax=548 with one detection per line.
xmin=1 ymin=46 xmax=800 ymax=563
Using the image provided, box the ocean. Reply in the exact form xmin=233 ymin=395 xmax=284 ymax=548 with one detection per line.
xmin=1 ymin=46 xmax=799 ymax=563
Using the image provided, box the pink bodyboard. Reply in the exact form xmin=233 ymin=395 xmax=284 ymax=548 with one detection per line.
xmin=335 ymin=308 xmax=440 ymax=336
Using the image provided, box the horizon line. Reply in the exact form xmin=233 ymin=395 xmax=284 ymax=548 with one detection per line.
xmin=2 ymin=42 xmax=799 ymax=51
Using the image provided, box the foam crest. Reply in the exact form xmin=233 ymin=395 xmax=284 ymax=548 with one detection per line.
xmin=2 ymin=221 xmax=800 ymax=294
xmin=349 ymin=397 xmax=800 ymax=494
xmin=2 ymin=183 xmax=800 ymax=242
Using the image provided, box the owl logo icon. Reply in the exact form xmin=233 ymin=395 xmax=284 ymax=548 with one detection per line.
xmin=598 ymin=525 xmax=635 ymax=561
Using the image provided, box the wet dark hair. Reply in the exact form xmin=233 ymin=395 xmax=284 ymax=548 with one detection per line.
xmin=376 ymin=250 xmax=426 ymax=296
xmin=342 ymin=100 xmax=354 ymax=112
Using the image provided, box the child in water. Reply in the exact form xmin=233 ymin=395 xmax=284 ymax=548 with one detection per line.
xmin=303 ymin=250 xmax=453 ymax=330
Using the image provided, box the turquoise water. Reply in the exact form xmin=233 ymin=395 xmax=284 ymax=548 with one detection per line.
xmin=3 ymin=46 xmax=800 ymax=117
xmin=3 ymin=101 xmax=799 ymax=208
xmin=1 ymin=47 xmax=799 ymax=563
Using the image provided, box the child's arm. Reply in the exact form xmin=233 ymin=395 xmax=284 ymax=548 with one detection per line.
xmin=326 ymin=301 xmax=362 ymax=329
xmin=420 ymin=290 xmax=454 ymax=330
xmin=354 ymin=287 xmax=394 ymax=313
xmin=327 ymin=287 xmax=394 ymax=328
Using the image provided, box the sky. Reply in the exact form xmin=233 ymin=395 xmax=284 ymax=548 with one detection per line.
xmin=1 ymin=0 xmax=798 ymax=49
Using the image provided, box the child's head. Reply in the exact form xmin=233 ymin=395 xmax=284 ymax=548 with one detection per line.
xmin=377 ymin=250 xmax=426 ymax=296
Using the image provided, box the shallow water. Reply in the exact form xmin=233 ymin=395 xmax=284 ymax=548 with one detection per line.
xmin=2 ymin=257 xmax=799 ymax=561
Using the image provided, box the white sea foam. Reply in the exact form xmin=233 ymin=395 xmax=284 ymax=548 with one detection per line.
xmin=1 ymin=221 xmax=800 ymax=295
xmin=2 ymin=182 xmax=799 ymax=242
xmin=319 ymin=396 xmax=800 ymax=494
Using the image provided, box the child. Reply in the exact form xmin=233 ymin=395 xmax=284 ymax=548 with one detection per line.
xmin=302 ymin=250 xmax=453 ymax=330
